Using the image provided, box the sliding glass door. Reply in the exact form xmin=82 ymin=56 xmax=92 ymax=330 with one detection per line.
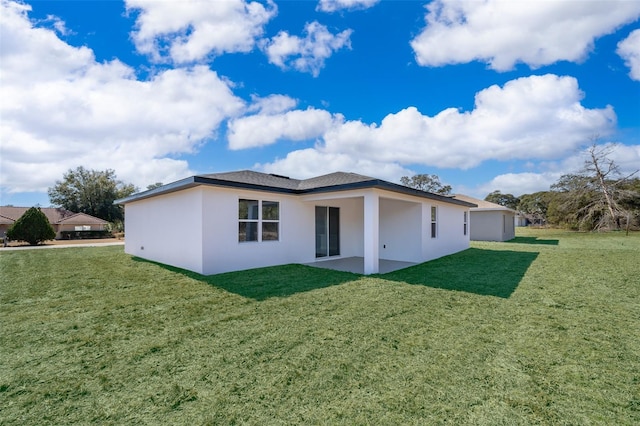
xmin=315 ymin=206 xmax=340 ymax=258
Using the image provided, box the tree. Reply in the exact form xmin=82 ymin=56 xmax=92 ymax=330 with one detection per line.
xmin=400 ymin=174 xmax=452 ymax=195
xmin=146 ymin=182 xmax=163 ymax=190
xmin=48 ymin=167 xmax=137 ymax=223
xmin=484 ymin=190 xmax=520 ymax=209
xmin=584 ymin=142 xmax=638 ymax=230
xmin=549 ymin=142 xmax=639 ymax=230
xmin=518 ymin=191 xmax=553 ymax=225
xmin=7 ymin=207 xmax=56 ymax=245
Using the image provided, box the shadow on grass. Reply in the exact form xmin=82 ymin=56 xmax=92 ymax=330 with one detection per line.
xmin=132 ymin=258 xmax=359 ymax=301
xmin=380 ymin=248 xmax=538 ymax=298
xmin=505 ymin=236 xmax=559 ymax=245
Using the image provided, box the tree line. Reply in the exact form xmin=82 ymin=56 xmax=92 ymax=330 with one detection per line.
xmin=402 ymin=143 xmax=639 ymax=231
xmin=485 ymin=144 xmax=639 ymax=231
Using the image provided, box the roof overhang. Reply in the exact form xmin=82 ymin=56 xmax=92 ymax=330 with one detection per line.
xmin=116 ymin=175 xmax=477 ymax=208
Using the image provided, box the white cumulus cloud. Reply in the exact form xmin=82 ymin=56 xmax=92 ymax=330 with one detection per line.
xmin=262 ymin=21 xmax=352 ymax=76
xmin=617 ymin=29 xmax=640 ymax=81
xmin=475 ymin=172 xmax=562 ymax=198
xmin=0 ymin=0 xmax=244 ymax=194
xmin=126 ymin=0 xmax=277 ymax=63
xmin=257 ymin=149 xmax=414 ymax=182
xmin=317 ymin=0 xmax=380 ymax=13
xmin=257 ymin=74 xmax=616 ymax=179
xmin=324 ymin=74 xmax=616 ymax=168
xmin=228 ymin=108 xmax=339 ymax=149
xmin=411 ymin=0 xmax=640 ymax=71
xmin=247 ymin=94 xmax=299 ymax=114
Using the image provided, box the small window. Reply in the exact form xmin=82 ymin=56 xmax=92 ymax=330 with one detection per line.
xmin=238 ymin=222 xmax=258 ymax=242
xmin=239 ymin=199 xmax=259 ymax=242
xmin=261 ymin=201 xmax=279 ymax=241
xmin=431 ymin=206 xmax=437 ymax=238
xmin=262 ymin=222 xmax=279 ymax=241
xmin=239 ymin=199 xmax=259 ymax=220
xmin=239 ymin=199 xmax=279 ymax=242
xmin=262 ymin=201 xmax=279 ymax=220
xmin=463 ymin=211 xmax=468 ymax=236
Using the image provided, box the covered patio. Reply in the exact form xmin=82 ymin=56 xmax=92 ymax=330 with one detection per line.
xmin=304 ymin=256 xmax=418 ymax=274
xmin=302 ymin=189 xmax=424 ymax=275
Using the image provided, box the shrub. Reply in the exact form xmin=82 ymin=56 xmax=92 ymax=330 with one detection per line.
xmin=60 ymin=230 xmax=113 ymax=240
xmin=7 ymin=207 xmax=56 ymax=245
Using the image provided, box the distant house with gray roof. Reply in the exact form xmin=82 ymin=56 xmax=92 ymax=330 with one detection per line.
xmin=452 ymin=194 xmax=516 ymax=242
xmin=0 ymin=206 xmax=109 ymax=240
xmin=117 ymin=170 xmax=477 ymax=275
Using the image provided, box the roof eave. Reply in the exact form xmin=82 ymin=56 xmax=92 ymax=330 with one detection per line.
xmin=114 ymin=177 xmax=199 ymax=204
xmin=303 ymin=180 xmax=478 ymax=207
xmin=115 ymin=174 xmax=478 ymax=208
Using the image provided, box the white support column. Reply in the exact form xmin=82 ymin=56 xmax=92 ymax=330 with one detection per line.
xmin=363 ymin=191 xmax=379 ymax=274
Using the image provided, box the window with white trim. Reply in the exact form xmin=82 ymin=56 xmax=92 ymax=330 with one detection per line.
xmin=431 ymin=206 xmax=437 ymax=238
xmin=238 ymin=199 xmax=279 ymax=242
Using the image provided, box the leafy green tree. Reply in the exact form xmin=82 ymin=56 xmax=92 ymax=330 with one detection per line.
xmin=616 ymin=177 xmax=640 ymax=230
xmin=548 ymin=176 xmax=594 ymax=229
xmin=146 ymin=182 xmax=163 ymax=190
xmin=7 ymin=207 xmax=56 ymax=245
xmin=48 ymin=167 xmax=137 ymax=222
xmin=484 ymin=190 xmax=520 ymax=209
xmin=518 ymin=191 xmax=553 ymax=225
xmin=400 ymin=174 xmax=452 ymax=195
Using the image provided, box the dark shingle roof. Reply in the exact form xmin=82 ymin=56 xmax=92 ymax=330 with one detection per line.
xmin=199 ymin=170 xmax=303 ymax=190
xmin=198 ymin=170 xmax=377 ymax=191
xmin=116 ymin=170 xmax=476 ymax=208
xmin=297 ymin=172 xmax=376 ymax=190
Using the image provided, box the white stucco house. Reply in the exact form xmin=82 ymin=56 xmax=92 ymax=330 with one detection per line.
xmin=116 ymin=171 xmax=476 ymax=275
xmin=453 ymin=194 xmax=516 ymax=242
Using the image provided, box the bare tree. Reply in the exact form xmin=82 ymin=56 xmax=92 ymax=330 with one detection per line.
xmin=553 ymin=141 xmax=639 ymax=230
xmin=585 ymin=142 xmax=638 ymax=229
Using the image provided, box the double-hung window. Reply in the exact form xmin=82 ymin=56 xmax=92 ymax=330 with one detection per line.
xmin=239 ymin=199 xmax=279 ymax=242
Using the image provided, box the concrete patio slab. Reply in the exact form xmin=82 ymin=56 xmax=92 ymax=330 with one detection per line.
xmin=304 ymin=256 xmax=417 ymax=274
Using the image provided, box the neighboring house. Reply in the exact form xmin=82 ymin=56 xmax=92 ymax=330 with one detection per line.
xmin=0 ymin=206 xmax=109 ymax=239
xmin=452 ymin=195 xmax=516 ymax=242
xmin=116 ymin=171 xmax=477 ymax=275
xmin=515 ymin=213 xmax=529 ymax=227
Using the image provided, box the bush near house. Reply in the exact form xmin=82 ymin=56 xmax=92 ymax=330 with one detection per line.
xmin=6 ymin=207 xmax=56 ymax=245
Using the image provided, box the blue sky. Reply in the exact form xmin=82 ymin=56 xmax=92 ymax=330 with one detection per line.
xmin=1 ymin=0 xmax=639 ymax=207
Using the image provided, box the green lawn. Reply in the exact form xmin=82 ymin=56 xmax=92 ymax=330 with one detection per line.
xmin=1 ymin=229 xmax=639 ymax=425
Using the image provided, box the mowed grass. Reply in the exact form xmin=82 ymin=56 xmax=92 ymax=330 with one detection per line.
xmin=1 ymin=229 xmax=639 ymax=425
